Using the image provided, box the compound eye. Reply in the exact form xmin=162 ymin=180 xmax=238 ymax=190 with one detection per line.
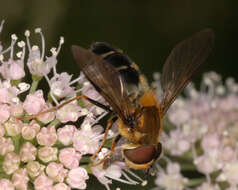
xmin=123 ymin=145 xmax=159 ymax=164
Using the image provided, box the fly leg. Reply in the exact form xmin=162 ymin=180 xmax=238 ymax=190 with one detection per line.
xmin=18 ymin=95 xmax=112 ymax=120
xmin=91 ymin=134 xmax=121 ymax=167
xmin=90 ymin=116 xmax=118 ymax=162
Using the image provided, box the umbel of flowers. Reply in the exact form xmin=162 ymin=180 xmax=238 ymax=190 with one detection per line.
xmin=0 ymin=21 xmax=147 ymax=190
xmin=153 ymin=72 xmax=238 ymax=190
xmin=1 ymin=20 xmax=238 ymax=190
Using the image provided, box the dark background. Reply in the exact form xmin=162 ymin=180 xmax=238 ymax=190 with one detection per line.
xmin=0 ymin=0 xmax=237 ymax=189
xmin=1 ymin=0 xmax=238 ymax=83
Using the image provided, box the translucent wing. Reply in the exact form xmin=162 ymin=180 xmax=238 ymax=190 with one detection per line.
xmin=72 ymin=45 xmax=133 ymax=122
xmin=160 ymin=29 xmax=214 ymax=115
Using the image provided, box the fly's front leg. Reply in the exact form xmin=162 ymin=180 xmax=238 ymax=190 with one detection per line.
xmin=90 ymin=116 xmax=118 ymax=162
xmin=91 ymin=134 xmax=121 ymax=167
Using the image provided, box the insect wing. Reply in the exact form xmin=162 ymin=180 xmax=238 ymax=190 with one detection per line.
xmin=72 ymin=45 xmax=133 ymax=121
xmin=160 ymin=29 xmax=214 ymax=115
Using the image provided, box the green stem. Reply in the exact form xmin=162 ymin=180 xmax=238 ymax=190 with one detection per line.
xmin=29 ymin=75 xmax=42 ymax=93
xmin=29 ymin=80 xmax=39 ymax=93
xmin=12 ymin=134 xmax=22 ymax=154
xmin=180 ymin=163 xmax=196 ymax=171
xmin=187 ymin=177 xmax=206 ymax=187
xmin=47 ymin=119 xmax=60 ymax=127
xmin=80 ymin=156 xmax=91 ymax=163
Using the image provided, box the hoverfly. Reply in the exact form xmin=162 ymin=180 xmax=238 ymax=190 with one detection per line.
xmin=90 ymin=42 xmax=149 ymax=101
xmin=71 ymin=29 xmax=214 ymax=170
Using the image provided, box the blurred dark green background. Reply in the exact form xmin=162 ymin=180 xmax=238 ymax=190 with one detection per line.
xmin=1 ymin=0 xmax=238 ymax=83
xmin=0 ymin=0 xmax=237 ymax=189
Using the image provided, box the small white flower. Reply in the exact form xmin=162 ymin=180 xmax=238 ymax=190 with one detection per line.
xmin=155 ymin=162 xmax=188 ymax=190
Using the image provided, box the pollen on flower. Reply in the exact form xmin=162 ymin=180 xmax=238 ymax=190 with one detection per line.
xmin=50 ymin=47 xmax=57 ymax=56
xmin=16 ymin=51 xmax=22 ymax=58
xmin=24 ymin=30 xmax=30 ymax=37
xmin=11 ymin=34 xmax=17 ymax=40
xmin=18 ymin=82 xmax=30 ymax=91
xmin=32 ymin=45 xmax=39 ymax=51
xmin=35 ymin=27 xmax=42 ymax=33
xmin=17 ymin=40 xmax=25 ymax=48
xmin=141 ymin=180 xmax=147 ymax=186
xmin=60 ymin=36 xmax=64 ymax=44
xmin=0 ymin=54 xmax=4 ymax=61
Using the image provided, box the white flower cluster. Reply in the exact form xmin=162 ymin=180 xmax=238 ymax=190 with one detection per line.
xmin=153 ymin=72 xmax=238 ymax=190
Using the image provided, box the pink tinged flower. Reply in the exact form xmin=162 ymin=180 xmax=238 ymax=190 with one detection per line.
xmin=0 ymin=103 xmax=10 ymax=123
xmin=155 ymin=162 xmax=188 ymax=190
xmin=92 ymin=161 xmax=143 ymax=189
xmin=196 ymin=182 xmax=221 ymax=190
xmin=0 ymin=59 xmax=25 ymax=80
xmin=38 ymin=146 xmax=58 ymax=163
xmin=26 ymin=161 xmax=45 ymax=178
xmin=81 ymin=82 xmax=106 ymax=105
xmin=50 ymin=72 xmax=75 ymax=98
xmin=11 ymin=168 xmax=29 ymax=190
xmin=0 ymin=33 xmax=25 ymax=81
xmin=216 ymin=94 xmax=238 ymax=111
xmin=20 ymin=142 xmax=37 ymax=162
xmin=0 ymin=88 xmax=10 ymax=103
xmin=66 ymin=167 xmax=89 ymax=189
xmin=164 ymin=129 xmax=190 ymax=156
xmin=201 ymin=133 xmax=220 ymax=153
xmin=0 ymin=137 xmax=14 ymax=156
xmin=226 ymin=186 xmax=238 ymax=190
xmin=21 ymin=120 xmax=40 ymax=140
xmin=73 ymin=123 xmax=103 ymax=155
xmin=0 ymin=82 xmax=20 ymax=104
xmin=59 ymin=148 xmax=82 ymax=169
xmin=34 ymin=172 xmax=54 ymax=190
xmin=0 ymin=179 xmax=14 ymax=190
xmin=10 ymin=103 xmax=24 ymax=117
xmin=91 ymin=164 xmax=112 ymax=190
xmin=57 ymin=125 xmax=77 ymax=146
xmin=9 ymin=60 xmax=25 ymax=80
xmin=182 ymin=119 xmax=207 ymax=142
xmin=4 ymin=117 xmax=23 ymax=136
xmin=37 ymin=125 xmax=57 ymax=146
xmin=27 ymin=48 xmax=46 ymax=77
xmin=37 ymin=102 xmax=55 ymax=124
xmin=0 ymin=123 xmax=5 ymax=136
xmin=26 ymin=29 xmax=57 ymax=77
xmin=217 ymin=161 xmax=238 ymax=186
xmin=23 ymin=90 xmax=46 ymax=115
xmin=220 ymin=146 xmax=236 ymax=162
xmin=46 ymin=162 xmax=68 ymax=182
xmin=3 ymin=152 xmax=20 ymax=175
xmin=194 ymin=151 xmax=222 ymax=174
xmin=168 ymin=99 xmax=191 ymax=126
xmin=54 ymin=183 xmax=71 ymax=190
xmin=56 ymin=101 xmax=81 ymax=123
